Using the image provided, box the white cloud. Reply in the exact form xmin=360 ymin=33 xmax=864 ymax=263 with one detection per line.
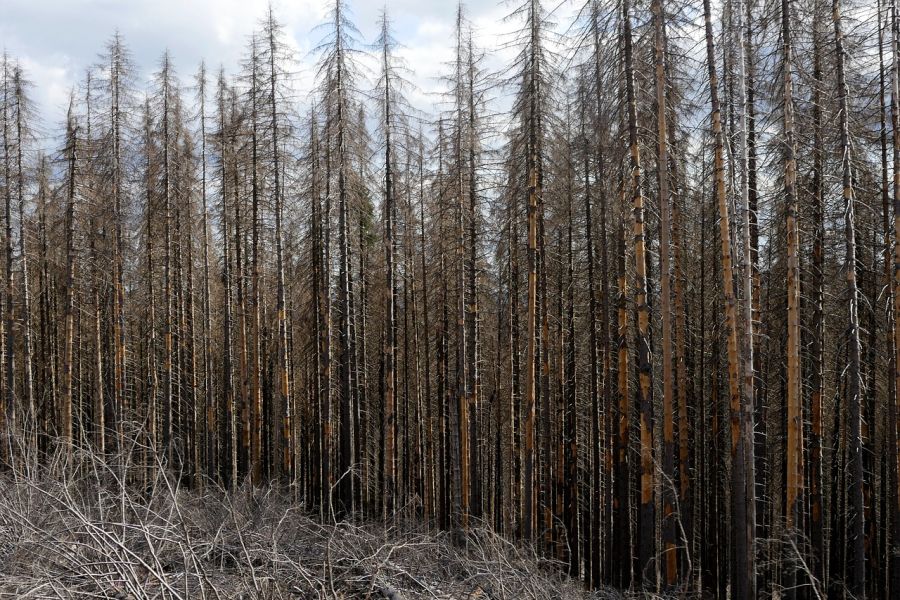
xmin=16 ymin=54 xmax=74 ymax=125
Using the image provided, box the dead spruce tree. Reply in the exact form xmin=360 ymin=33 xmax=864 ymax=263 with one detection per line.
xmin=0 ymin=1 xmax=896 ymax=597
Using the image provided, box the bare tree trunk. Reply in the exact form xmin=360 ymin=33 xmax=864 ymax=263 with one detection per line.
xmin=579 ymin=77 xmax=600 ymax=588
xmin=142 ymin=99 xmax=158 ymax=484
xmin=334 ymin=6 xmax=355 ymax=515
xmin=110 ymin=38 xmax=127 ymax=457
xmin=876 ymin=4 xmax=893 ymax=598
xmin=833 ymin=0 xmax=866 ymax=595
xmin=590 ymin=13 xmax=612 ymax=580
xmin=60 ymin=104 xmax=78 ymax=467
xmin=12 ymin=69 xmax=34 ymax=450
xmin=702 ymin=0 xmax=753 ymax=596
xmin=466 ymin=35 xmax=481 ymax=522
xmin=891 ymin=3 xmax=900 ymax=595
xmin=197 ymin=64 xmax=215 ymax=483
xmin=563 ymin=137 xmax=578 ymax=577
xmin=266 ymin=13 xmax=291 ymax=484
xmin=622 ymin=0 xmax=655 ymax=585
xmin=2 ymin=63 xmax=15 ymax=445
xmin=218 ymin=76 xmax=236 ymax=488
xmin=382 ymin=35 xmax=397 ymax=517
xmin=781 ymin=2 xmax=804 ymax=596
xmin=418 ymin=142 xmax=434 ymax=522
xmin=36 ymin=157 xmax=53 ymax=454
xmin=652 ymin=0 xmax=676 ymax=586
xmin=672 ymin=157 xmax=691 ymax=582
xmin=614 ymin=166 xmax=631 ymax=589
xmin=159 ymin=59 xmax=175 ymax=465
xmin=248 ymin=43 xmax=264 ymax=484
xmin=809 ymin=2 xmax=826 ymax=588
xmin=90 ymin=226 xmax=104 ymax=454
xmin=730 ymin=2 xmax=758 ymax=596
xmin=321 ymin=111 xmax=334 ymax=516
xmin=522 ymin=0 xmax=542 ymax=543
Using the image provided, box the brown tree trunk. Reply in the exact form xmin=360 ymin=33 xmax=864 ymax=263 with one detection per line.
xmin=652 ymin=0 xmax=676 ymax=586
xmin=781 ymin=2 xmax=804 ymax=596
xmin=703 ymin=0 xmax=754 ymax=596
xmin=622 ymin=0 xmax=655 ymax=585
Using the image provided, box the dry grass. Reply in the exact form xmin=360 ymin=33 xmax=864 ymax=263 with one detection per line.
xmin=0 ymin=438 xmax=618 ymax=599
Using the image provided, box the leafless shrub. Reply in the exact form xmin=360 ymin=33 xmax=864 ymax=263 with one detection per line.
xmin=0 ymin=433 xmax=613 ymax=599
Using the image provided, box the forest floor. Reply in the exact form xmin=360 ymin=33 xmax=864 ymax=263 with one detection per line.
xmin=0 ymin=453 xmax=625 ymax=599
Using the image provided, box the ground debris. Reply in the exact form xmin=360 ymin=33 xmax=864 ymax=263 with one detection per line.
xmin=0 ymin=464 xmax=613 ymax=599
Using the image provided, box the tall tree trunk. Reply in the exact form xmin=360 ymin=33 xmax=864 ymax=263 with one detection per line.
xmin=267 ymin=15 xmax=292 ymax=485
xmin=382 ymin=44 xmax=397 ymax=518
xmin=579 ymin=79 xmax=600 ymax=589
xmin=671 ymin=149 xmax=691 ymax=582
xmin=248 ymin=47 xmax=264 ymax=483
xmin=466 ymin=37 xmax=481 ymax=522
xmin=745 ymin=5 xmax=765 ymax=569
xmin=110 ymin=38 xmax=127 ymax=457
xmin=60 ymin=106 xmax=78 ymax=467
xmin=2 ymin=63 xmax=15 ymax=446
xmin=418 ymin=142 xmax=434 ymax=522
xmin=614 ymin=166 xmax=631 ymax=589
xmin=197 ymin=64 xmax=215 ymax=483
xmin=703 ymin=0 xmax=753 ymax=596
xmin=90 ymin=227 xmax=104 ymax=454
xmin=652 ymin=0 xmax=676 ymax=586
xmin=321 ymin=111 xmax=334 ymax=515
xmin=36 ymin=157 xmax=54 ymax=454
xmin=12 ymin=69 xmax=34 ymax=451
xmin=591 ymin=13 xmax=613 ymax=580
xmin=833 ymin=0 xmax=866 ymax=595
xmin=876 ymin=4 xmax=892 ymax=598
xmin=730 ymin=1 xmax=758 ymax=596
xmin=219 ymin=77 xmax=236 ymax=488
xmin=233 ymin=94 xmax=249 ymax=479
xmin=809 ymin=2 xmax=826 ymax=589
xmin=522 ymin=0 xmax=542 ymax=543
xmin=143 ymin=99 xmax=158 ymax=484
xmin=891 ymin=3 xmax=900 ymax=595
xmin=622 ymin=0 xmax=655 ymax=585
xmin=335 ymin=11 xmax=355 ymax=515
xmin=781 ymin=1 xmax=804 ymax=596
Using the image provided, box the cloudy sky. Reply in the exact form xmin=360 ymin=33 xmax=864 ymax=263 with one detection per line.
xmin=2 ymin=0 xmax=560 ymax=134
